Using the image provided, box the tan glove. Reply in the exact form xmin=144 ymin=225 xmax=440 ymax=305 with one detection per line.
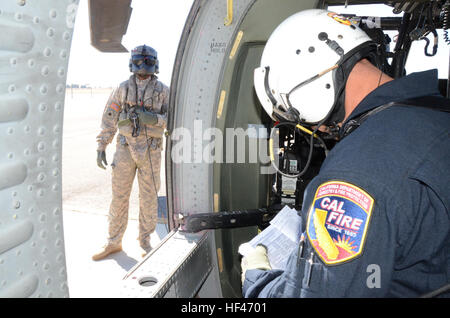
xmin=241 ymin=245 xmax=271 ymax=284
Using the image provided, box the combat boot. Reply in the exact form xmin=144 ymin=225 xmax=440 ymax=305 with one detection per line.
xmin=141 ymin=245 xmax=153 ymax=258
xmin=92 ymin=244 xmax=122 ymax=261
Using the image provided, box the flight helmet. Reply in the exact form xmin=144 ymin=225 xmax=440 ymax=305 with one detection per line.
xmin=254 ymin=9 xmax=379 ymax=126
xmin=129 ymin=44 xmax=159 ymax=76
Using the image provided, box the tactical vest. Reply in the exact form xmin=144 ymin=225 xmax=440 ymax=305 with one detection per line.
xmin=117 ymin=75 xmax=166 ymax=139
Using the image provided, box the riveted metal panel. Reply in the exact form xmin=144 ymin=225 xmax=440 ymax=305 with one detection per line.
xmin=0 ymin=0 xmax=78 ymax=298
xmin=169 ymin=0 xmax=254 ymax=219
xmin=162 ymin=0 xmax=255 ymax=299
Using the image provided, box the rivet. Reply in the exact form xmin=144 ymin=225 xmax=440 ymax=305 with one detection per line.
xmin=56 ymin=84 xmax=64 ymax=94
xmin=52 ymin=139 xmax=60 ymax=149
xmin=43 ymin=47 xmax=52 ymax=57
xmin=46 ymin=28 xmax=55 ymax=38
xmin=39 ymin=103 xmax=47 ymax=112
xmin=37 ymin=173 xmax=46 ymax=182
xmin=59 ymin=50 xmax=67 ymax=59
xmin=53 ymin=208 xmax=60 ymax=216
xmin=38 ymin=127 xmax=46 ymax=136
xmin=37 ymin=158 xmax=46 ymax=167
xmin=40 ymin=84 xmax=48 ymax=95
xmin=37 ymin=141 xmax=46 ymax=151
xmin=62 ymin=32 xmax=70 ymax=41
xmin=41 ymin=65 xmax=50 ymax=76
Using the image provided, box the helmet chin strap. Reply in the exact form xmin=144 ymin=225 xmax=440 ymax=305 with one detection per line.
xmin=136 ymin=73 xmax=152 ymax=80
xmin=325 ymin=42 xmax=381 ymax=129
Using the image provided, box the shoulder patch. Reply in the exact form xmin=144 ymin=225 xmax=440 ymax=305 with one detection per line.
xmin=306 ymin=181 xmax=374 ymax=265
xmin=109 ymin=102 xmax=120 ymax=112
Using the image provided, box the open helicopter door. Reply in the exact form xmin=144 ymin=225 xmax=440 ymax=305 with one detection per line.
xmin=0 ymin=0 xmax=79 ymax=297
xmin=121 ymin=0 xmax=320 ymax=298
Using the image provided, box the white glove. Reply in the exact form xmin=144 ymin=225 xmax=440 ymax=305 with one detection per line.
xmin=241 ymin=245 xmax=271 ymax=283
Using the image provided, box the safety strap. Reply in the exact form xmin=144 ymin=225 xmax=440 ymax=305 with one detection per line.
xmin=341 ymin=96 xmax=450 ymax=138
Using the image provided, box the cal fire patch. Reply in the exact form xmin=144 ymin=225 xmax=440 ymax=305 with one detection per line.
xmin=306 ymin=181 xmax=374 ymax=265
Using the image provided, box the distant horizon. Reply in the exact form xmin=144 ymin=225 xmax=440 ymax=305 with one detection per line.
xmin=65 ymin=84 xmax=115 ymax=88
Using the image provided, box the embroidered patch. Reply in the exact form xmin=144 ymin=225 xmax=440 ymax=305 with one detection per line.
xmin=109 ymin=102 xmax=120 ymax=112
xmin=306 ymin=181 xmax=374 ymax=265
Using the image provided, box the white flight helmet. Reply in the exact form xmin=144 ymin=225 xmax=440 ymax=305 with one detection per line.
xmin=254 ymin=9 xmax=375 ymax=124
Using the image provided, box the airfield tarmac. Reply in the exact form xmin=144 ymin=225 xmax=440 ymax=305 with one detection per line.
xmin=62 ymin=88 xmax=168 ymax=297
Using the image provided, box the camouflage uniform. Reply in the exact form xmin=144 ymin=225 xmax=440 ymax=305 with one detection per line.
xmin=97 ymin=74 xmax=169 ymax=252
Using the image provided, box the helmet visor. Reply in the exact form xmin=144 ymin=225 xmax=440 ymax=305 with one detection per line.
xmin=131 ymin=55 xmax=156 ymax=67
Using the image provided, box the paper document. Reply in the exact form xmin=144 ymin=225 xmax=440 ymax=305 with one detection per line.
xmin=238 ymin=206 xmax=302 ymax=270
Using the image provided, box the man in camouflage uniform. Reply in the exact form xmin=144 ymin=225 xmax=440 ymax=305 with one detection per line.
xmin=92 ymin=45 xmax=169 ymax=260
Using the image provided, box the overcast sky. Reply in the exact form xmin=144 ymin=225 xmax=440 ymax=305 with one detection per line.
xmin=66 ymin=1 xmax=448 ymax=88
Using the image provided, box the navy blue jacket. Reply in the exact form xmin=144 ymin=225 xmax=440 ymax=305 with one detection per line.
xmin=243 ymin=70 xmax=450 ymax=297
